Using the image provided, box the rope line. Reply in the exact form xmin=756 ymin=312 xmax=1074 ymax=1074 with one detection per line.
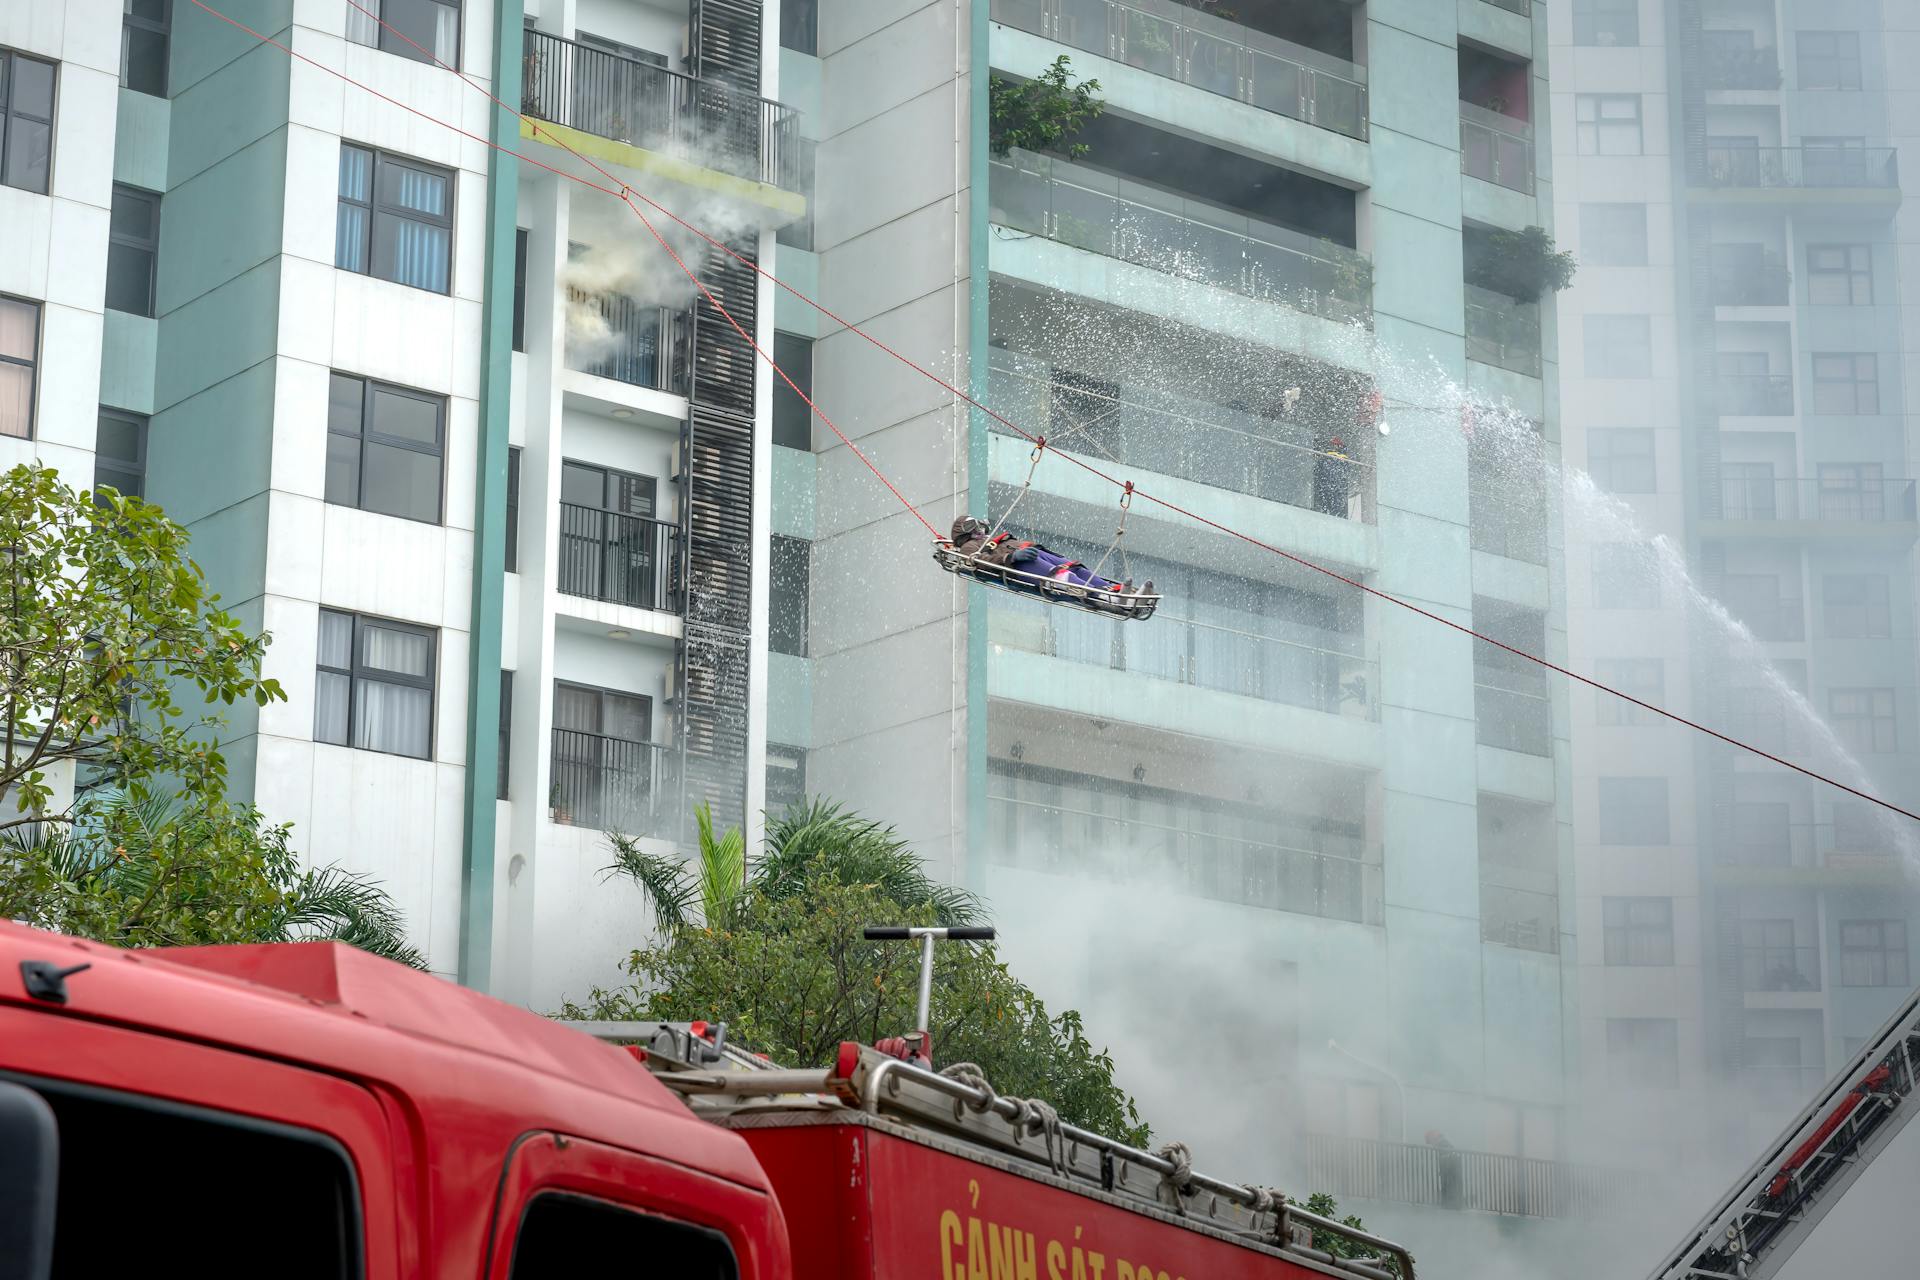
xmin=196 ymin=0 xmax=1920 ymax=826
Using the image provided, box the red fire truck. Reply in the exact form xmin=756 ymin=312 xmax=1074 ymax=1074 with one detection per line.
xmin=0 ymin=920 xmax=1413 ymax=1280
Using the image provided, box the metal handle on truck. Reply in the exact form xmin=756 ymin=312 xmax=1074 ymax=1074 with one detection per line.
xmin=863 ymin=926 xmax=998 ymax=1029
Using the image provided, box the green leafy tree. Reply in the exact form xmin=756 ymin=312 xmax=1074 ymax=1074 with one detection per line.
xmin=1302 ymin=1193 xmax=1399 ymax=1274
xmin=989 ymin=55 xmax=1105 ymax=159
xmin=1465 ymin=225 xmax=1578 ymax=301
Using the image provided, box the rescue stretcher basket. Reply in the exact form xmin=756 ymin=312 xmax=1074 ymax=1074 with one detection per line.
xmin=932 ymin=542 xmax=1160 ymax=621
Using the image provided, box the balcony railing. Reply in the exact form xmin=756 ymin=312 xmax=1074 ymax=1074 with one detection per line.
xmin=1459 ymin=101 xmax=1534 ymax=194
xmin=1740 ymin=943 xmax=1821 ymax=992
xmin=566 ymin=289 xmax=690 ymax=393
xmin=1703 ymin=145 xmax=1899 ymax=191
xmin=521 ymin=28 xmax=801 ymax=188
xmin=1301 ymin=1134 xmax=1641 ymax=1220
xmin=1715 ymin=373 xmax=1793 ymax=416
xmin=987 ymin=350 xmax=1377 ymax=520
xmin=1717 ymin=819 xmax=1905 ymax=871
xmin=990 ymin=151 xmax=1373 ymax=325
xmin=1469 ymin=488 xmax=1549 ymax=565
xmin=550 ymin=728 xmax=675 ymax=838
xmin=1700 ymin=44 xmax=1782 ymax=90
xmin=1482 ymin=880 xmax=1560 ymax=954
xmin=988 ymin=793 xmax=1384 ymax=925
xmin=1713 ymin=477 xmax=1919 ymax=524
xmin=990 ymin=594 xmax=1379 ymax=721
xmin=1479 ymin=0 xmax=1531 ymax=14
xmin=556 ymin=503 xmax=681 ymax=612
xmin=1475 ymin=679 xmax=1553 ymax=756
xmin=989 ymin=0 xmax=1369 ymax=140
xmin=1465 ymin=283 xmax=1542 ymax=378
xmin=1710 ymin=249 xmax=1790 ymax=305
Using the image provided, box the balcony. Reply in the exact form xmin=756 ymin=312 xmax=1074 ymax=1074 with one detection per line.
xmin=550 ymin=728 xmax=676 ymax=838
xmin=1715 ymin=373 xmax=1793 ymax=416
xmin=989 ymin=0 xmax=1369 ymax=140
xmin=556 ymin=503 xmax=682 ymax=612
xmin=1740 ymin=944 xmax=1821 ymax=993
xmin=1470 ymin=486 xmax=1549 ymax=565
xmin=1479 ymin=0 xmax=1531 ymax=14
xmin=566 ymin=290 xmax=689 ymax=394
xmin=1475 ymin=676 xmax=1552 ymax=757
xmin=1702 ymin=146 xmax=1899 ymax=192
xmin=1301 ymin=1134 xmax=1641 ymax=1220
xmin=1711 ymin=247 xmax=1790 ymax=306
xmin=1699 ymin=45 xmax=1782 ymax=90
xmin=521 ymin=28 xmax=802 ymax=189
xmin=989 ymin=150 xmax=1373 ymax=326
xmin=1482 ymin=878 xmax=1560 ymax=954
xmin=1716 ymin=820 xmax=1908 ymax=880
xmin=1465 ymin=283 xmax=1542 ymax=378
xmin=1460 ymin=101 xmax=1534 ymax=195
xmin=1711 ymin=477 xmax=1919 ymax=525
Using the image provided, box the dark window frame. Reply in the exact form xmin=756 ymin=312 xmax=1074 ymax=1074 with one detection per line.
xmin=1587 ymin=427 xmax=1656 ymax=493
xmin=1807 ymin=244 xmax=1872 ymax=306
xmin=107 ymin=183 xmax=161 ymax=317
xmin=346 ymin=0 xmax=464 ymax=70
xmin=1602 ymin=897 xmax=1675 ymax=966
xmin=335 ymin=143 xmax=455 ymax=294
xmin=1571 ymin=0 xmax=1638 ymax=47
xmin=771 ymin=330 xmax=815 ymax=450
xmin=505 ymin=444 xmax=521 ymax=572
xmin=314 ymin=608 xmax=439 ymax=761
xmin=121 ymin=0 xmax=171 ymax=96
xmin=1810 ymin=352 xmax=1879 ymax=414
xmin=779 ymin=0 xmax=817 ymax=55
xmin=552 ymin=679 xmax=653 ymax=743
xmin=95 ymin=406 xmax=148 ymax=498
xmin=1574 ymin=94 xmax=1643 ymax=156
xmin=0 ymin=48 xmax=57 ymax=195
xmin=512 ymin=226 xmax=529 ymax=351
xmin=326 ymin=371 xmax=447 ymax=524
xmin=497 ymin=667 xmax=512 ymax=800
xmin=770 ymin=533 xmax=810 ymax=657
xmin=560 ymin=457 xmax=657 ymax=516
xmin=0 ymin=293 xmax=40 ymax=440
xmin=1839 ymin=919 xmax=1909 ymax=988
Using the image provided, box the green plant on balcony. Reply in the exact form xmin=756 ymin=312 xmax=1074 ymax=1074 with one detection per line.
xmin=1331 ymin=254 xmax=1374 ymax=305
xmin=990 ymin=56 xmax=1105 ymax=160
xmin=521 ymin=49 xmax=546 ymax=115
xmin=1465 ymin=225 xmax=1577 ymax=302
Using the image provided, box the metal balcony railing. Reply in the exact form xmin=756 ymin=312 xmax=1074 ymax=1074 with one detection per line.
xmin=556 ymin=503 xmax=681 ymax=612
xmin=1740 ymin=944 xmax=1821 ymax=992
xmin=989 ymin=150 xmax=1374 ymax=325
xmin=1714 ymin=477 xmax=1919 ymax=524
xmin=1715 ymin=373 xmax=1793 ymax=416
xmin=1482 ymin=881 xmax=1560 ymax=954
xmin=1474 ymin=679 xmax=1553 ymax=756
xmin=521 ymin=28 xmax=802 ymax=189
xmin=1699 ymin=45 xmax=1782 ymax=90
xmin=990 ymin=595 xmax=1379 ymax=722
xmin=1710 ymin=249 xmax=1791 ymax=305
xmin=549 ymin=728 xmax=675 ymax=838
xmin=1301 ymin=1133 xmax=1641 ymax=1220
xmin=1717 ymin=819 xmax=1906 ymax=870
xmin=565 ymin=289 xmax=689 ymax=393
xmin=988 ymin=793 xmax=1384 ymax=925
xmin=1465 ymin=283 xmax=1543 ymax=377
xmin=1459 ymin=101 xmax=1534 ymax=194
xmin=989 ymin=0 xmax=1369 ymax=140
xmin=987 ymin=351 xmax=1377 ymax=520
xmin=1469 ymin=488 xmax=1550 ymax=565
xmin=1480 ymin=0 xmax=1531 ymax=14
xmin=1703 ymin=145 xmax=1899 ymax=190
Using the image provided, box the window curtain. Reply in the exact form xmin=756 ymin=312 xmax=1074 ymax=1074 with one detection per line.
xmin=345 ymin=0 xmax=379 ymax=46
xmin=432 ymin=0 xmax=459 ymax=64
xmin=335 ymin=148 xmax=372 ymax=272
xmin=313 ymin=612 xmax=354 ymax=745
xmin=354 ymin=681 xmax=431 ymax=757
xmin=389 ymin=167 xmax=451 ymax=292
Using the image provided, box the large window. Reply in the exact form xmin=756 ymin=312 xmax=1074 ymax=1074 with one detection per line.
xmin=1575 ymin=95 xmax=1642 ymax=156
xmin=1584 ymin=314 xmax=1652 ymax=378
xmin=1810 ymin=353 xmax=1878 ymax=414
xmin=497 ymin=668 xmax=512 ymax=800
xmin=1822 ymin=574 xmax=1890 ymax=638
xmin=122 ymin=0 xmax=170 ymax=95
xmin=95 ymin=408 xmax=148 ymax=498
xmin=1592 ymin=543 xmax=1660 ymax=609
xmin=1580 ymin=203 xmax=1648 ymax=266
xmin=779 ymin=0 xmax=817 ymax=55
xmin=107 ymin=184 xmax=161 ymax=317
xmin=551 ymin=681 xmax=656 ymax=834
xmin=1829 ymin=687 xmax=1895 ymax=755
xmin=335 ymin=144 xmax=454 ymax=294
xmin=770 ymin=533 xmax=810 ymax=657
xmin=1839 ymin=920 xmax=1909 ymax=988
xmin=1808 ymin=244 xmax=1872 ymax=305
xmin=505 ymin=445 xmax=521 ymax=572
xmin=512 ymin=227 xmax=528 ymax=352
xmin=1598 ymin=776 xmax=1669 ymax=845
xmin=771 ymin=330 xmax=814 ymax=450
xmin=1587 ymin=427 xmax=1655 ymax=493
xmin=557 ymin=460 xmax=667 ymax=610
xmin=1573 ymin=0 xmax=1638 ymax=46
xmin=1 ymin=49 xmax=55 ymax=194
xmin=510 ymin=1192 xmax=737 ymax=1278
xmin=346 ymin=0 xmax=461 ymax=67
xmin=767 ymin=742 xmax=807 ymax=816
xmin=1606 ymin=1018 xmax=1679 ymax=1089
xmin=0 ymin=296 xmax=38 ymax=439
xmin=1594 ymin=657 xmax=1663 ymax=725
xmin=1797 ymin=31 xmax=1862 ymax=90
xmin=1603 ymin=897 xmax=1674 ymax=966
xmin=326 ymin=372 xmax=445 ymax=523
xmin=314 ymin=609 xmax=437 ymax=759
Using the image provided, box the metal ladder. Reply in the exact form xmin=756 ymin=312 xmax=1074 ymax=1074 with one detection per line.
xmin=1650 ymin=984 xmax=1920 ymax=1280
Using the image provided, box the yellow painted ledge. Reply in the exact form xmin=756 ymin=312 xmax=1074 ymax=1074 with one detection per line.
xmin=519 ymin=117 xmax=807 ymax=219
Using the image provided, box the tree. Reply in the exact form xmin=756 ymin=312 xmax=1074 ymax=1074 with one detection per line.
xmin=1302 ymin=1193 xmax=1399 ymax=1274
xmin=989 ymin=56 xmax=1105 ymax=159
xmin=0 ymin=464 xmax=284 ymax=831
xmin=1464 ymin=225 xmax=1578 ymax=302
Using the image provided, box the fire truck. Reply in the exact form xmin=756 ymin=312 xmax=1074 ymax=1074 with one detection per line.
xmin=0 ymin=919 xmax=1414 ymax=1280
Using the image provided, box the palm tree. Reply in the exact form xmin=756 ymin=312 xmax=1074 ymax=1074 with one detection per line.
xmin=605 ymin=797 xmax=981 ymax=932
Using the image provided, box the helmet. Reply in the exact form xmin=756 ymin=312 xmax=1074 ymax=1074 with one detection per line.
xmin=951 ymin=515 xmax=989 ymax=542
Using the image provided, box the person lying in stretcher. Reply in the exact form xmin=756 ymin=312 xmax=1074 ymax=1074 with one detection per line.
xmin=948 ymin=516 xmax=1150 ymax=595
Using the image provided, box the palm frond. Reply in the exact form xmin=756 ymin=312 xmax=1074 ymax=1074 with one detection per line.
xmin=694 ymin=802 xmax=745 ymax=928
xmin=757 ymin=796 xmax=984 ymax=924
xmin=604 ymin=831 xmax=698 ymax=931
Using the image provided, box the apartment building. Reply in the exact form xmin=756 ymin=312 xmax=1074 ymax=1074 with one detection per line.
xmin=1550 ymin=0 xmax=1920 ymax=1159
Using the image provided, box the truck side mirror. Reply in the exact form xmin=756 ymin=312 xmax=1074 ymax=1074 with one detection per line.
xmin=0 ymin=1080 xmax=57 ymax=1280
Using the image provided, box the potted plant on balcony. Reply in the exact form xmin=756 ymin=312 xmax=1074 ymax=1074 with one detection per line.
xmin=1465 ymin=225 xmax=1577 ymax=302
xmin=550 ymin=780 xmax=572 ymax=826
xmin=521 ymin=47 xmax=546 ymax=116
xmin=989 ymin=55 xmax=1105 ymax=160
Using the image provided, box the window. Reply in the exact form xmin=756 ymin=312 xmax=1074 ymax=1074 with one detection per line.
xmin=1829 ymin=687 xmax=1895 ymax=755
xmin=346 ymin=0 xmax=461 ymax=67
xmin=497 ymin=668 xmax=512 ymax=800
xmin=1 ymin=50 xmax=55 ymax=195
xmin=1584 ymin=315 xmax=1652 ymax=378
xmin=107 ymin=184 xmax=161 ymax=317
xmin=1575 ymin=95 xmax=1642 ymax=155
xmin=1807 ymin=244 xmax=1871 ymax=305
xmin=122 ymin=0 xmax=170 ymax=95
xmin=779 ymin=0 xmax=817 ymax=54
xmin=1821 ymin=574 xmax=1888 ymax=639
xmin=1579 ymin=203 xmax=1648 ymax=266
xmin=314 ymin=609 xmax=437 ymax=759
xmin=1832 ymin=802 xmax=1881 ymax=853
xmin=771 ymin=330 xmax=814 ymax=450
xmin=1606 ymin=1018 xmax=1679 ymax=1089
xmin=1587 ymin=428 xmax=1655 ymax=493
xmin=0 ymin=296 xmax=39 ymax=439
xmin=1573 ymin=0 xmax=1638 ymax=46
xmin=95 ymin=408 xmax=147 ymax=498
xmin=1598 ymin=776 xmax=1669 ymax=845
xmin=512 ymin=227 xmax=528 ymax=352
xmin=1797 ymin=31 xmax=1862 ymax=90
xmin=551 ymin=682 xmax=656 ymax=833
xmin=557 ymin=461 xmax=665 ymax=610
xmin=1839 ymin=920 xmax=1908 ymax=988
xmin=1603 ymin=898 xmax=1674 ymax=966
xmin=505 ymin=445 xmax=521 ymax=572
xmin=1594 ymin=657 xmax=1663 ymax=725
xmin=1810 ymin=353 xmax=1878 ymax=414
xmin=336 ymin=144 xmax=454 ymax=294
xmin=767 ymin=742 xmax=807 ymax=816
xmin=1818 ymin=462 xmax=1886 ymax=521
xmin=1592 ymin=543 xmax=1660 ymax=609
xmin=775 ymin=138 xmax=815 ymax=251
xmin=510 ymin=1192 xmax=737 ymax=1279
xmin=326 ymin=372 xmax=445 ymax=523
xmin=770 ymin=534 xmax=810 ymax=657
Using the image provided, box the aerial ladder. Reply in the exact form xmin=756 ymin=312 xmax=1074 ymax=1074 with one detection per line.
xmin=1649 ymin=984 xmax=1920 ymax=1280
